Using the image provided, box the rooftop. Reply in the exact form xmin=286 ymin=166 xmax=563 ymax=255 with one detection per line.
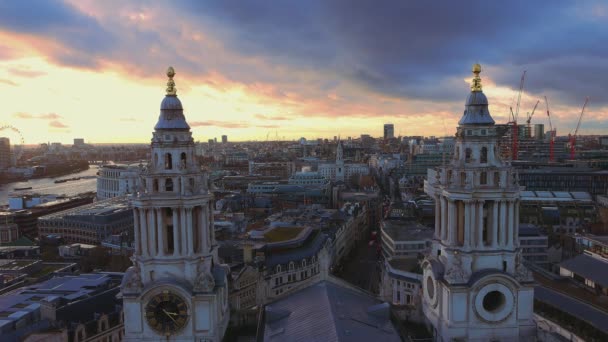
xmin=0 ymin=273 xmax=121 ymax=323
xmin=520 ymin=191 xmax=593 ymax=202
xmin=382 ymin=220 xmax=433 ymax=242
xmin=264 ymin=227 xmax=305 ymax=243
xmin=263 ymin=280 xmax=400 ymax=342
xmin=39 ymin=196 xmax=130 ymax=222
xmin=560 ymin=252 xmax=608 ymax=288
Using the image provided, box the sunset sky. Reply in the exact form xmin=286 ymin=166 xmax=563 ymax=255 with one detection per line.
xmin=0 ymin=1 xmax=607 ymax=144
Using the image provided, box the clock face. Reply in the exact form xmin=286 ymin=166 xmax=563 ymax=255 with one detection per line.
xmin=145 ymin=290 xmax=189 ymax=335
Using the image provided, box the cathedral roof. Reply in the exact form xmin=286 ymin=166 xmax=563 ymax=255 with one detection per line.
xmin=458 ymin=63 xmax=495 ymax=126
xmin=154 ymin=67 xmax=191 ymax=131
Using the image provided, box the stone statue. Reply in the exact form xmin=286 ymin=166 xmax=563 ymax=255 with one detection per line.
xmin=123 ymin=265 xmax=143 ymax=293
xmin=444 ymin=252 xmax=469 ymax=284
xmin=194 ymin=262 xmax=215 ymax=293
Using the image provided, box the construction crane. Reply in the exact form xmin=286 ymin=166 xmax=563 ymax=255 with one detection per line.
xmin=509 ymin=71 xmax=526 ymax=160
xmin=525 ymin=100 xmax=540 ymax=138
xmin=544 ymin=96 xmax=556 ymax=162
xmin=569 ymin=97 xmax=589 ymax=160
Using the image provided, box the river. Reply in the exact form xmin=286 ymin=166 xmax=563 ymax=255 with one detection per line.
xmin=0 ymin=167 xmax=99 ymax=205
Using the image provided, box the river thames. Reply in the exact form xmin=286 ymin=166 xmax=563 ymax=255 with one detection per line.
xmin=0 ymin=167 xmax=99 ymax=205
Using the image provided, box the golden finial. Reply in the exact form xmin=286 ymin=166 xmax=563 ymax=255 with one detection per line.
xmin=471 ymin=63 xmax=482 ymax=92
xmin=166 ymin=66 xmax=177 ymax=95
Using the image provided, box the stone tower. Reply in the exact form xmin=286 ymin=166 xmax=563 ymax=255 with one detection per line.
xmin=122 ymin=67 xmax=229 ymax=341
xmin=421 ymin=64 xmax=535 ymax=341
xmin=335 ymin=140 xmax=345 ymax=182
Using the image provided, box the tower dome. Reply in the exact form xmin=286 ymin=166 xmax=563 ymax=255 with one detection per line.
xmin=154 ymin=66 xmax=191 ymax=131
xmin=458 ymin=63 xmax=495 ymax=126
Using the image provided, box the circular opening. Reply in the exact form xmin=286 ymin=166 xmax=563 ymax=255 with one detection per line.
xmin=426 ymin=276 xmax=435 ymax=299
xmin=482 ymin=290 xmax=505 ymax=313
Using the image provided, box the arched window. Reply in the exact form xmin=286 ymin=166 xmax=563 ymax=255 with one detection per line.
xmin=455 ymin=146 xmax=460 ymax=160
xmin=465 ymin=148 xmax=472 ymax=163
xmin=302 ymin=259 xmax=307 ymax=268
xmin=289 ymin=262 xmax=294 ymax=271
xmin=153 ymin=179 xmax=159 ymax=192
xmin=276 ymin=265 xmax=282 ymax=273
xmin=164 ymin=153 xmax=173 ymax=170
xmin=165 ymin=178 xmax=173 ymax=192
xmin=154 ymin=153 xmax=159 ymax=166
xmin=480 ymin=147 xmax=488 ymax=163
xmin=180 ymin=152 xmax=187 ymax=168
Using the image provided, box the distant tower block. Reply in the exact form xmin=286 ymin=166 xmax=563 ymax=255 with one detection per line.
xmin=421 ymin=64 xmax=536 ymax=342
xmin=0 ymin=137 xmax=10 ymax=170
xmin=221 ymin=135 xmax=228 ymax=144
xmin=384 ymin=123 xmax=394 ymax=140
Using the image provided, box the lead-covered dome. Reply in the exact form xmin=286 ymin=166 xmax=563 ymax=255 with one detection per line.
xmin=458 ymin=64 xmax=495 ymax=126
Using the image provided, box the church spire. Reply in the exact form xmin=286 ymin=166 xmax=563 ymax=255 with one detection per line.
xmin=470 ymin=63 xmax=482 ymax=92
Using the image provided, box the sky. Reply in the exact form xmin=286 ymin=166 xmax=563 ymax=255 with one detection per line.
xmin=0 ymin=0 xmax=607 ymax=144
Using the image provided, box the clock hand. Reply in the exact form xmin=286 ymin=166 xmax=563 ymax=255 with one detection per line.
xmin=162 ymin=309 xmax=179 ymax=324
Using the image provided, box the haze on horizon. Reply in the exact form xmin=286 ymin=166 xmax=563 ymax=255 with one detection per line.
xmin=0 ymin=0 xmax=607 ymax=145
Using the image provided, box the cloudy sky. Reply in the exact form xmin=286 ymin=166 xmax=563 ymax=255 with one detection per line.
xmin=0 ymin=0 xmax=607 ymax=144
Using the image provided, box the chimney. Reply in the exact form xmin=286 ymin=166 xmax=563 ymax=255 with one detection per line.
xmin=243 ymin=242 xmax=253 ymax=263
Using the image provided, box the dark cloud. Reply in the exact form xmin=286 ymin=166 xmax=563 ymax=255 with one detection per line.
xmin=178 ymin=0 xmax=603 ymax=105
xmin=49 ymin=120 xmax=69 ymax=128
xmin=0 ymin=0 xmax=116 ymax=67
xmin=2 ymin=0 xmax=607 ymax=110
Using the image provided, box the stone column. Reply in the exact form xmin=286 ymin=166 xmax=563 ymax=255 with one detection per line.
xmin=507 ymin=200 xmax=515 ymax=249
xmin=441 ymin=197 xmax=448 ymax=241
xmin=180 ymin=208 xmax=192 ymax=255
xmin=139 ymin=208 xmax=148 ymax=256
xmin=448 ymin=199 xmax=457 ymax=245
xmin=434 ymin=196 xmax=441 ymax=239
xmin=186 ymin=207 xmax=194 ymax=254
xmin=209 ymin=203 xmax=216 ymax=246
xmin=514 ymin=200 xmax=520 ymax=247
xmin=180 ymin=208 xmax=188 ymax=255
xmin=493 ymin=201 xmax=500 ymax=247
xmin=148 ymin=208 xmax=157 ymax=255
xmin=133 ymin=208 xmax=140 ymax=255
xmin=200 ymin=205 xmax=208 ymax=253
xmin=463 ymin=200 xmax=471 ymax=249
xmin=496 ymin=201 xmax=506 ymax=248
xmin=172 ymin=207 xmax=180 ymax=256
xmin=156 ymin=208 xmax=165 ymax=256
xmin=477 ymin=201 xmax=484 ymax=248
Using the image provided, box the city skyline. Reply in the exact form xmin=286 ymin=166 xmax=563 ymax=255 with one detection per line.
xmin=1 ymin=1 xmax=607 ymax=144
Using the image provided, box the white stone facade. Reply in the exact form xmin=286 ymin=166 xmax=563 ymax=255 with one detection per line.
xmin=96 ymin=164 xmax=140 ymax=200
xmin=122 ymin=69 xmax=229 ymax=341
xmin=421 ymin=65 xmax=536 ymax=341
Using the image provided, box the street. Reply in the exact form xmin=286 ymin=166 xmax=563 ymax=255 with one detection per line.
xmin=335 ymin=238 xmax=382 ymax=294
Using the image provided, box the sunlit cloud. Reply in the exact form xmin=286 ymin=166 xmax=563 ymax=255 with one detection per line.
xmin=0 ymin=0 xmax=605 ymax=143
xmin=190 ymin=121 xmax=250 ymax=129
xmin=49 ymin=120 xmax=69 ymax=128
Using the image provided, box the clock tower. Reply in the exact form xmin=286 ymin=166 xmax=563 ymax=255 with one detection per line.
xmin=421 ymin=64 xmax=535 ymax=341
xmin=122 ymin=67 xmax=229 ymax=341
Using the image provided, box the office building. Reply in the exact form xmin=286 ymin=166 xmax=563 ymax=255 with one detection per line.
xmin=383 ymin=123 xmax=395 ymax=140
xmin=0 ymin=137 xmax=10 ymax=170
